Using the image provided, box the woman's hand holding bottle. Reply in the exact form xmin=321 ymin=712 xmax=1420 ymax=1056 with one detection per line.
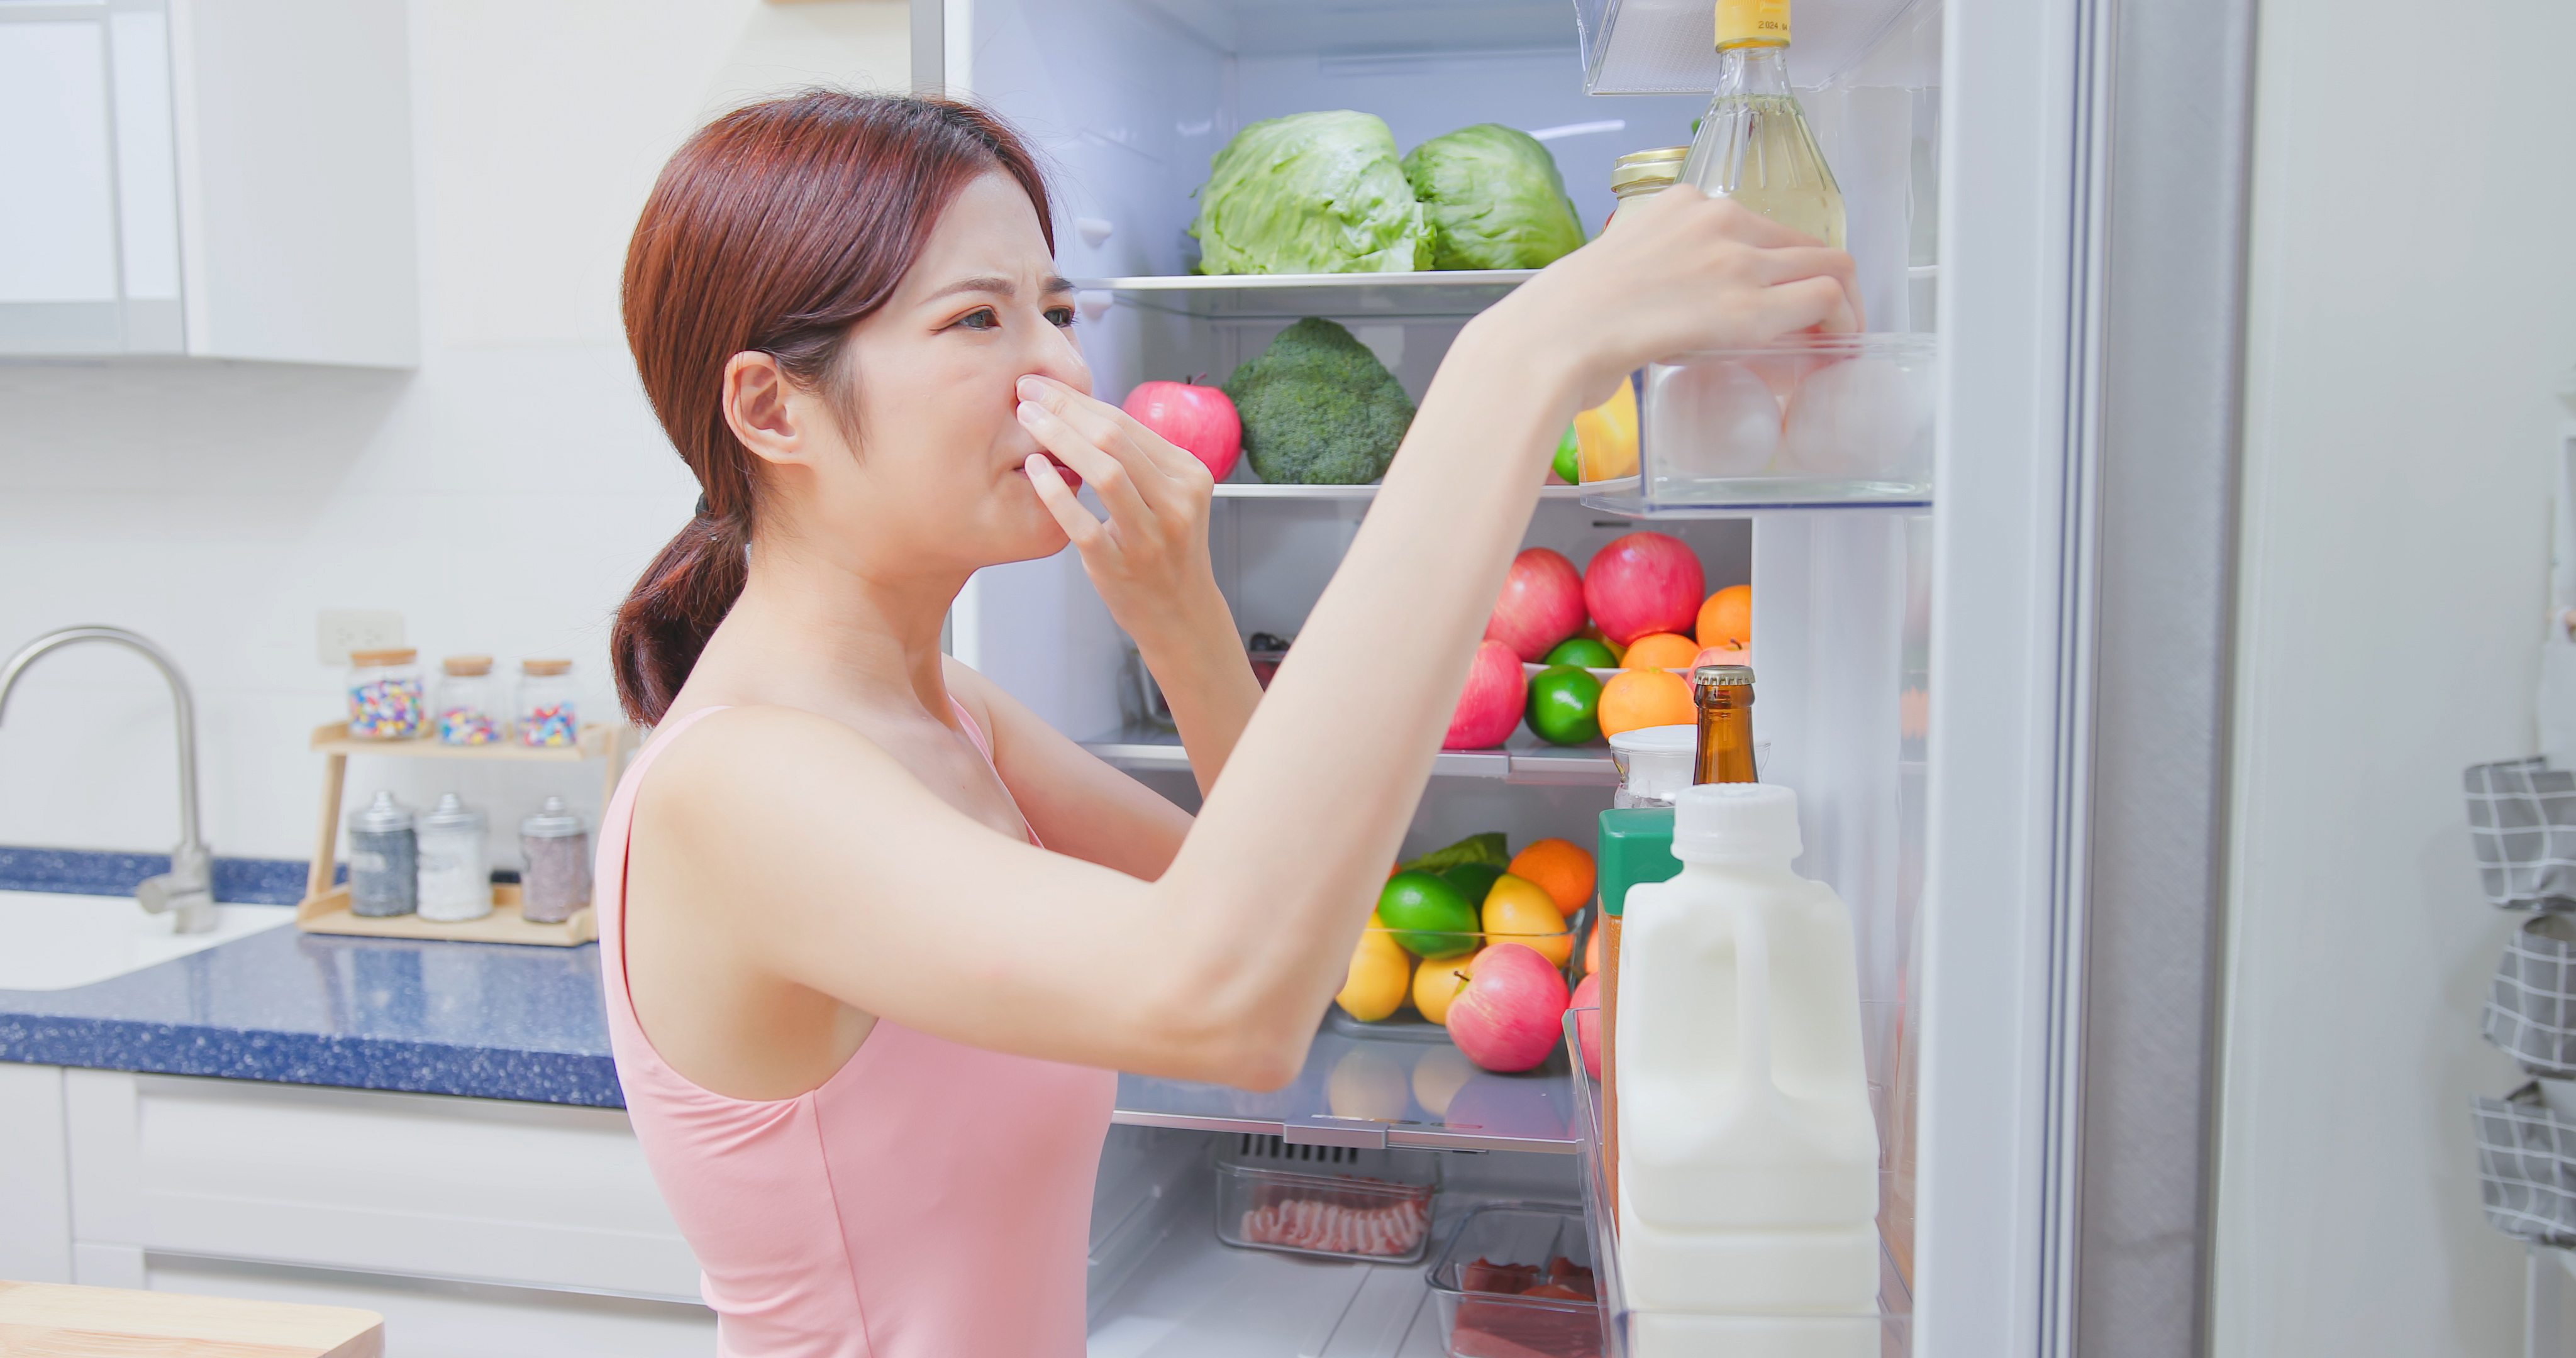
xmin=1485 ymin=183 xmax=1863 ymax=413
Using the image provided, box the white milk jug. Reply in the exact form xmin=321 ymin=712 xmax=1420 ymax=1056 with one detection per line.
xmin=1616 ymin=783 xmax=1880 ymax=1354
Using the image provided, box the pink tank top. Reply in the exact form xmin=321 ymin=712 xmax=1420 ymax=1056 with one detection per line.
xmin=596 ymin=702 xmax=1115 ymax=1357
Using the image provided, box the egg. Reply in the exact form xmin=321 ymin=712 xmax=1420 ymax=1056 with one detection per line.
xmin=1643 ymin=358 xmax=1781 ymax=479
xmin=1780 ymin=355 xmax=1933 ymax=480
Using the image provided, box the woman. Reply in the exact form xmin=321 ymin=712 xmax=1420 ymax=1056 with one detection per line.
xmin=601 ymin=92 xmax=1857 ymax=1356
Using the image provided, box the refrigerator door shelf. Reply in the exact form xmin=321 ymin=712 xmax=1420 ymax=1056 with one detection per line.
xmin=1209 ymin=483 xmax=1592 ymax=502
xmin=1075 ymin=270 xmax=1535 ymax=321
xmin=1115 ymin=1016 xmax=1582 ymax=1154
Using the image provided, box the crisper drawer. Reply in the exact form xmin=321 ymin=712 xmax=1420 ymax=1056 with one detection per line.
xmin=62 ymin=1071 xmax=701 ymax=1302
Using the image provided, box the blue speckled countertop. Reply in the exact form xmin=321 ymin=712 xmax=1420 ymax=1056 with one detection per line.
xmin=0 ymin=847 xmax=621 ymax=1107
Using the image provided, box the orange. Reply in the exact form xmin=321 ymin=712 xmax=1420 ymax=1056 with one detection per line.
xmin=1597 ymin=667 xmax=1693 ymax=736
xmin=1482 ymin=875 xmax=1574 ymax=966
xmin=1620 ymin=632 xmax=1699 ymax=671
xmin=1697 ymin=585 xmax=1752 ymax=651
xmin=1509 ymin=838 xmax=1596 ymax=917
xmin=1584 ymin=921 xmax=1601 ymax=976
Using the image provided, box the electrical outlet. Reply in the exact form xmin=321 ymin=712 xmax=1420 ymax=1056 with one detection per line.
xmin=317 ymin=609 xmax=404 ymax=665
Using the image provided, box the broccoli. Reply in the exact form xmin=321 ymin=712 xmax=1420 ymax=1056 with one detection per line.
xmin=1221 ymin=318 xmax=1416 ymax=485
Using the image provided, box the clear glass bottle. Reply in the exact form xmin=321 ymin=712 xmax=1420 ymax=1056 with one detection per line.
xmin=518 ymin=796 xmax=592 ymax=925
xmin=416 ymin=792 xmax=492 ymax=922
xmin=345 ymin=790 xmax=417 ymax=917
xmin=515 ymin=660 xmax=580 ymax=748
xmin=433 ymin=655 xmax=502 ymax=746
xmin=1677 ymin=0 xmax=1846 ymax=248
xmin=347 ymin=648 xmax=426 ymax=740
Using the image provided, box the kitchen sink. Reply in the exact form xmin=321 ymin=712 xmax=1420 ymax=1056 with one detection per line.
xmin=0 ymin=889 xmax=295 ymax=991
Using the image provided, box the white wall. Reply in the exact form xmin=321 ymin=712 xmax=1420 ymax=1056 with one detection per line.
xmin=2214 ymin=0 xmax=2576 ymax=1352
xmin=0 ymin=1 xmax=909 ymax=866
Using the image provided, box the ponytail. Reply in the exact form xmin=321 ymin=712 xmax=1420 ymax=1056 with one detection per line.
xmin=611 ymin=507 xmax=748 ymax=725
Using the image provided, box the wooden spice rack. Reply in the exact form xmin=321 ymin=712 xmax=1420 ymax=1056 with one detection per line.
xmin=297 ymin=720 xmax=632 ymax=946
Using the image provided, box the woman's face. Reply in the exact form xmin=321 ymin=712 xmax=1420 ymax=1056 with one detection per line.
xmin=781 ymin=171 xmax=1092 ymax=578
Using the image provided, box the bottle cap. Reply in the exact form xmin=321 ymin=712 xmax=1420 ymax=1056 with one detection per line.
xmin=442 ymin=655 xmax=492 ymax=677
xmin=1714 ymin=0 xmax=1791 ymax=48
xmin=349 ymin=648 xmax=418 ymax=668
xmin=520 ymin=795 xmax=587 ymax=839
xmin=420 ymin=792 xmax=485 ymax=833
xmin=347 ymin=790 xmax=413 ymax=834
xmin=521 ymin=659 xmax=573 ymax=676
xmin=1610 ymin=146 xmax=1689 ymax=195
xmin=1693 ymin=663 xmax=1755 ymax=692
xmin=1672 ymin=782 xmax=1801 ymax=862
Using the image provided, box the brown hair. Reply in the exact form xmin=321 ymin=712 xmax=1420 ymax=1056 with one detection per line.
xmin=609 ymin=91 xmax=1054 ymax=724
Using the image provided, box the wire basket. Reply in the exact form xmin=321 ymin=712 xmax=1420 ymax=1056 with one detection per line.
xmin=2466 ymin=758 xmax=2576 ymax=910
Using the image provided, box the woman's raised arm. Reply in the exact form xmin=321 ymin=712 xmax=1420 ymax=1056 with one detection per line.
xmin=640 ymin=187 xmax=1858 ymax=1090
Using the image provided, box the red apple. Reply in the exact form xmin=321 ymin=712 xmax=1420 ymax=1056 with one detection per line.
xmin=1582 ymin=532 xmax=1705 ymax=645
xmin=1484 ymin=548 xmax=1587 ymax=661
xmin=1692 ymin=644 xmax=1751 ymax=671
xmin=1121 ymin=378 xmax=1241 ymax=482
xmin=1446 ymin=942 xmax=1571 ymax=1073
xmin=1444 ymin=639 xmax=1527 ymax=750
xmin=1570 ymin=973 xmax=1602 ymax=1078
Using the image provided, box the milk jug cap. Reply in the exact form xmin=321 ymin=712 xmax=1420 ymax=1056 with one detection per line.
xmin=1672 ymin=782 xmax=1801 ymax=861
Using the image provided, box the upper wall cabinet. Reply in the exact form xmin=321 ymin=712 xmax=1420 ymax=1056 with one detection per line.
xmin=0 ymin=0 xmax=416 ymax=367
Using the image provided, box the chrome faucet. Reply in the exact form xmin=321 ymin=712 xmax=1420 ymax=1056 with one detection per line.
xmin=0 ymin=627 xmax=216 ymax=934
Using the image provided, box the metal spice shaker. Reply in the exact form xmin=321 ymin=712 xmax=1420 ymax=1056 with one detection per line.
xmin=346 ymin=791 xmax=417 ymax=917
xmin=416 ymin=792 xmax=492 ymax=922
xmin=518 ymin=796 xmax=591 ymax=925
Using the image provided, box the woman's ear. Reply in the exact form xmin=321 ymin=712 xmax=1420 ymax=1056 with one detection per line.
xmin=721 ymin=351 xmax=812 ymax=468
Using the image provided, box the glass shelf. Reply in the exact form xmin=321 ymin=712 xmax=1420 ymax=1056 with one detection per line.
xmin=1080 ymin=724 xmax=1618 ymax=787
xmin=1114 ymin=1013 xmax=1579 ymax=1154
xmin=1211 ymin=482 xmax=1590 ymax=502
xmin=1077 ymin=270 xmax=1534 ymax=320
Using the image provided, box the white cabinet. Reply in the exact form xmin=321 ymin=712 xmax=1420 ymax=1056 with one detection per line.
xmin=0 ymin=1067 xmax=716 ymax=1354
xmin=0 ymin=0 xmax=416 ymax=367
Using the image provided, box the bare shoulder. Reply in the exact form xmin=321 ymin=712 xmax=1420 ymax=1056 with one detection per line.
xmin=635 ymin=704 xmax=896 ymax=830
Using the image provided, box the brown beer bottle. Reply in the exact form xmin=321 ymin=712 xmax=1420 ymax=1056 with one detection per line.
xmin=1692 ymin=664 xmax=1759 ymax=785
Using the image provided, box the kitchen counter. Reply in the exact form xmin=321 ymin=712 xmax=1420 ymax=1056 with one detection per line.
xmin=0 ymin=922 xmax=623 ymax=1107
xmin=0 ymin=854 xmax=1577 ymax=1149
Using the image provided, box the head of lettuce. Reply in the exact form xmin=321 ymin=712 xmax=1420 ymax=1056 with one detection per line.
xmin=1190 ymin=111 xmax=1432 ymax=275
xmin=1401 ymin=124 xmax=1587 ymax=271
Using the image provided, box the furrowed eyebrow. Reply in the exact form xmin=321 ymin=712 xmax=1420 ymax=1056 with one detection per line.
xmin=927 ymin=276 xmax=1016 ymax=302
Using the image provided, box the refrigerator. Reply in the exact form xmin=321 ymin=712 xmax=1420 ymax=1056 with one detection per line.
xmin=918 ymin=0 xmax=2252 ymax=1354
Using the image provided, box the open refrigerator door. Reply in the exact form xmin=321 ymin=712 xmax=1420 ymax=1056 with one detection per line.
xmin=924 ymin=1 xmax=1996 ymax=1353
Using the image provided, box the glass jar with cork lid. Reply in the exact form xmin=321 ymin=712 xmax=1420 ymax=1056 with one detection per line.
xmin=433 ymin=655 xmax=502 ymax=746
xmin=514 ymin=659 xmax=579 ymax=748
xmin=346 ymin=648 xmax=426 ymax=740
